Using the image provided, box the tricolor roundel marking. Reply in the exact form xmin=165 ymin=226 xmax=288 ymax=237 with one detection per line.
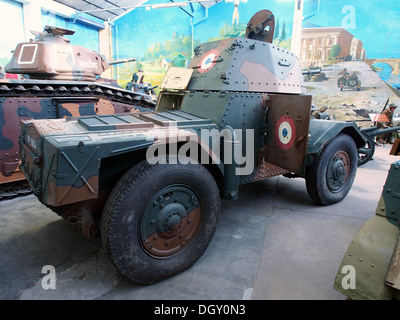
xmin=198 ymin=49 xmax=220 ymax=73
xmin=275 ymin=115 xmax=296 ymax=150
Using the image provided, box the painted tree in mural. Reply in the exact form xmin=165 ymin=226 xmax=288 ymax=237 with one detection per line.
xmin=142 ymin=32 xmax=198 ymax=66
xmin=172 ymin=54 xmax=186 ymax=68
xmin=280 ymin=21 xmax=286 ymax=41
xmin=329 ymin=45 xmax=342 ymax=60
xmin=272 ymin=19 xmax=290 ymax=51
xmin=207 ymin=22 xmax=246 ymax=42
xmin=274 ymin=19 xmax=280 ymax=40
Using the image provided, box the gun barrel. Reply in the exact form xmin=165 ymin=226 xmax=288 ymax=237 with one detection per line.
xmin=302 ymin=69 xmax=321 ymax=75
xmin=361 ymin=125 xmax=400 ymax=138
xmin=108 ymin=58 xmax=136 ymax=66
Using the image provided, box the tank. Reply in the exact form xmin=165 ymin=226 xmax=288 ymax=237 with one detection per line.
xmin=0 ymin=25 xmax=155 ymax=199
xmin=334 ymin=142 xmax=400 ymax=300
xmin=19 ymin=10 xmax=366 ymax=284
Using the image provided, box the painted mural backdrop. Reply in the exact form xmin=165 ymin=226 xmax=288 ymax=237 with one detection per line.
xmin=113 ymin=0 xmax=295 ymax=88
xmin=113 ymin=0 xmax=399 ymax=94
xmin=0 ymin=0 xmax=25 ymax=67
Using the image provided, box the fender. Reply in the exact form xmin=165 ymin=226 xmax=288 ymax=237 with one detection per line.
xmin=306 ymin=120 xmax=365 ymax=163
xmin=333 ymin=215 xmax=399 ymax=300
xmin=334 ymin=160 xmax=400 ymax=299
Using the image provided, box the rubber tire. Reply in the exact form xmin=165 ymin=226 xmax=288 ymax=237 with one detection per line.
xmin=348 ymin=78 xmax=357 ymax=87
xmin=357 ymin=132 xmax=375 ymax=166
xmin=101 ymin=157 xmax=220 ymax=284
xmin=306 ymin=134 xmax=358 ymax=205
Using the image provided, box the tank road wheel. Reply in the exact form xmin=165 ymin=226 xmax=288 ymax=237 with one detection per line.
xmin=306 ymin=134 xmax=358 ymax=205
xmin=357 ymin=133 xmax=375 ymax=166
xmin=101 ymin=157 xmax=220 ymax=284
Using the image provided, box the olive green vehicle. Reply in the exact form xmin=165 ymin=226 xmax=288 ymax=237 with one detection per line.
xmin=19 ymin=10 xmax=366 ymax=284
xmin=334 ymin=143 xmax=400 ymax=300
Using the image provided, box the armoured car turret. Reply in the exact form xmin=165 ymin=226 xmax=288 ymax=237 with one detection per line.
xmin=19 ymin=10 xmax=366 ymax=284
xmin=0 ymin=25 xmax=155 ymax=198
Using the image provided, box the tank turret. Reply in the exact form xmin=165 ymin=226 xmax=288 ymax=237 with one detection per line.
xmin=4 ymin=25 xmax=127 ymax=81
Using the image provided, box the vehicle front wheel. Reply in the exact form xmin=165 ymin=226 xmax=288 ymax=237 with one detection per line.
xmin=101 ymin=157 xmax=220 ymax=284
xmin=306 ymin=134 xmax=358 ymax=205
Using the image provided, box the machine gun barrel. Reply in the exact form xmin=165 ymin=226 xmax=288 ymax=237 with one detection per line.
xmin=108 ymin=57 xmax=137 ymax=66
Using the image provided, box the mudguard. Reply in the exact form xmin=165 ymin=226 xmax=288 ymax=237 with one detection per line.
xmin=307 ymin=120 xmax=365 ymax=157
xmin=19 ymin=111 xmax=222 ymax=207
xmin=334 ymin=160 xmax=400 ymax=299
xmin=334 ymin=215 xmax=399 ymax=300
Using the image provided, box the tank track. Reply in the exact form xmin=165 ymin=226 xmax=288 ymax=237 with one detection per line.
xmin=0 ymin=79 xmax=156 ymax=110
xmin=0 ymin=180 xmax=32 ymax=200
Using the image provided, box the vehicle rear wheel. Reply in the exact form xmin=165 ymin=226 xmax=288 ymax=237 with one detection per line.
xmin=306 ymin=134 xmax=358 ymax=205
xmin=101 ymin=156 xmax=220 ymax=284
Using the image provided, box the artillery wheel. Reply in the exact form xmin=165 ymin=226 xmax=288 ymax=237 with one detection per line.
xmin=101 ymin=157 xmax=220 ymax=284
xmin=357 ymin=132 xmax=375 ymax=166
xmin=306 ymin=134 xmax=358 ymax=205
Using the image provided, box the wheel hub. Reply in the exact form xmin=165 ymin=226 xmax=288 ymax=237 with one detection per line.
xmin=139 ymin=186 xmax=202 ymax=259
xmin=332 ymin=160 xmax=345 ymax=180
xmin=327 ymin=151 xmax=350 ymax=192
xmin=157 ymin=203 xmax=185 ymax=235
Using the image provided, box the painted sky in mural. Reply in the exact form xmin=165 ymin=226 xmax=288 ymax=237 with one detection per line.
xmin=114 ymin=0 xmax=399 ymax=61
xmin=114 ymin=0 xmax=295 ymax=59
xmin=303 ymin=0 xmax=400 ymax=59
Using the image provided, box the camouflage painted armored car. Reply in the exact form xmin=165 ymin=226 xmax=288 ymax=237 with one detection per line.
xmin=19 ymin=10 xmax=366 ymax=284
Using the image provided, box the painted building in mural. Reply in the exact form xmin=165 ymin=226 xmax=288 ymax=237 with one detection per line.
xmin=350 ymin=38 xmax=365 ymax=61
xmin=300 ymin=26 xmax=365 ymax=67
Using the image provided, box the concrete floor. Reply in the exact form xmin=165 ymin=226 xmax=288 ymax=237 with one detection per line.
xmin=0 ymin=144 xmax=397 ymax=300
